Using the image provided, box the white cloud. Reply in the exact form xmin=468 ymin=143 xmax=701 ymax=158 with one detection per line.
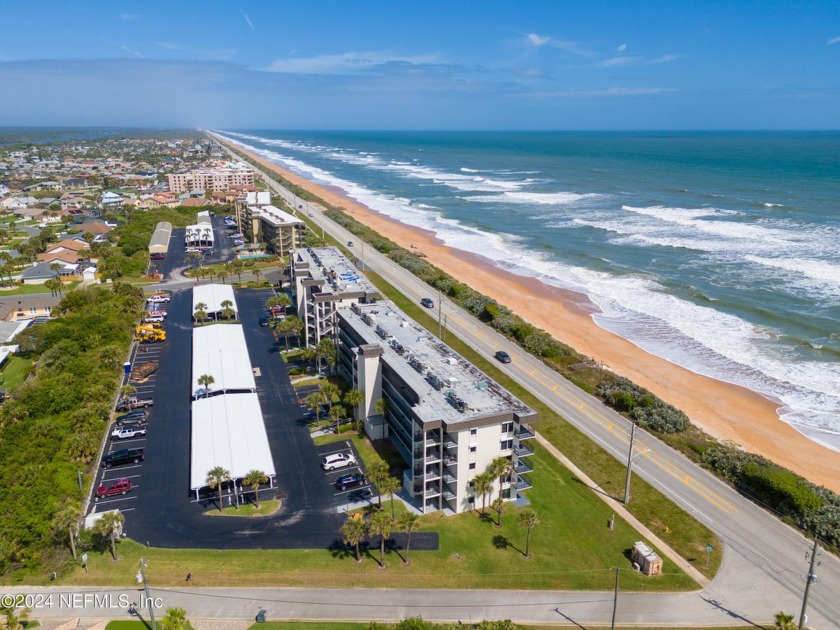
xmin=600 ymin=56 xmax=634 ymax=67
xmin=523 ymin=33 xmax=591 ymax=56
xmin=240 ymin=9 xmax=254 ymax=31
xmin=828 ymin=35 xmax=840 ymax=45
xmin=652 ymin=54 xmax=679 ymax=64
xmin=264 ymin=52 xmax=443 ymax=74
xmin=121 ymin=46 xmax=144 ymax=59
xmin=599 ymin=53 xmax=678 ymax=68
xmin=617 ymin=43 xmax=628 ymax=52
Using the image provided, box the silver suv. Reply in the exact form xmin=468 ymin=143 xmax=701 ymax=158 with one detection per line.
xmin=321 ymin=452 xmax=357 ymax=471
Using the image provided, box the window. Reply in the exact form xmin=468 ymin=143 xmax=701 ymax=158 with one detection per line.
xmin=469 ymin=445 xmax=477 ymax=453
xmin=467 ymin=496 xmax=475 ymax=504
xmin=469 ymin=462 xmax=476 ymax=470
xmin=500 ymin=439 xmax=513 ymax=451
xmin=470 ymin=428 xmax=477 ymax=436
xmin=502 ymin=421 xmax=514 ymax=434
xmin=30 ymin=307 xmax=37 ymax=314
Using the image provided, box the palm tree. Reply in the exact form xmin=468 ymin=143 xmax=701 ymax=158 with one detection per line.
xmin=382 ymin=476 xmax=402 ymax=519
xmin=51 ymin=499 xmax=82 ymax=560
xmin=473 ymin=472 xmax=493 ymax=516
xmin=161 ymin=607 xmax=192 ymax=630
xmin=197 ymin=374 xmax=215 ymax=398
xmin=773 ymin=612 xmax=797 ymax=630
xmin=185 ymin=251 xmax=202 ymax=269
xmin=374 ymin=397 xmax=388 ymax=418
xmin=316 ymin=337 xmax=336 ymax=374
xmin=489 ymin=456 xmax=514 ymax=503
xmin=491 ymin=497 xmax=506 ymax=528
xmin=306 ymin=391 xmax=327 ymax=422
xmin=321 ymin=382 xmax=341 ymax=412
xmin=220 ymin=299 xmax=235 ymax=320
xmin=300 ymin=346 xmax=317 ymax=368
xmin=0 ymin=602 xmax=30 ymax=630
xmin=368 ymin=510 xmax=392 ymax=568
xmin=94 ymin=511 xmax=125 ymax=561
xmin=252 ymin=267 xmax=262 ymax=286
xmin=366 ymin=460 xmax=390 ymax=509
xmin=517 ymin=508 xmax=540 ymax=558
xmin=340 ymin=515 xmax=367 ymax=563
xmin=273 ymin=318 xmax=294 ymax=351
xmin=397 ymin=512 xmax=421 ymax=564
xmin=119 ymin=384 xmax=136 ymax=402
xmin=266 ymin=293 xmax=291 ymax=312
xmin=242 ymin=470 xmax=268 ymax=508
xmin=206 ymin=466 xmax=231 ymax=513
xmin=44 ymin=277 xmax=59 ymax=297
xmin=194 ymin=302 xmax=208 ymax=323
xmin=284 ymin=316 xmax=303 ymax=349
xmin=329 ymin=404 xmax=346 ymax=433
xmin=343 ymin=389 xmax=365 ymax=431
xmin=231 ymin=259 xmax=244 ymax=283
xmin=50 ymin=261 xmax=62 ymax=278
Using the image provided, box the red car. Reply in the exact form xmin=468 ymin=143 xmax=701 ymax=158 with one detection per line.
xmin=96 ymin=478 xmax=132 ymax=500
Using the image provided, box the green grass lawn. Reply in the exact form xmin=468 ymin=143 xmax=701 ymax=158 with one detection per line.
xmin=205 ymin=500 xmax=281 ymax=517
xmin=248 ymin=625 xmax=759 ymax=630
xmin=0 ymin=355 xmax=33 ymax=390
xmin=363 ymin=270 xmax=722 ymax=580
xmin=0 ymin=281 xmax=79 ymax=296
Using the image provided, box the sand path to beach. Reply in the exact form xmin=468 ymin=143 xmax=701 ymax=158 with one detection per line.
xmin=229 ymin=140 xmax=840 ymax=493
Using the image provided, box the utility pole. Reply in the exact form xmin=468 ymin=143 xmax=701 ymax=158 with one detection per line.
xmin=438 ymin=290 xmax=442 ymax=338
xmin=137 ymin=559 xmax=157 ymax=630
xmin=610 ymin=567 xmax=619 ymax=630
xmin=623 ymin=422 xmax=636 ymax=505
xmin=799 ymin=534 xmax=819 ymax=629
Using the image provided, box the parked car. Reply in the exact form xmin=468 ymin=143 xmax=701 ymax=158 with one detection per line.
xmin=150 ymin=253 xmax=165 ymax=261
xmin=233 ymin=239 xmax=245 ymax=246
xmin=111 ymin=425 xmax=147 ymax=440
xmin=144 ymin=314 xmax=165 ymax=323
xmin=420 ymin=297 xmax=434 ymax=309
xmin=335 ymin=472 xmax=366 ymax=490
xmin=494 ymin=350 xmax=512 ymax=364
xmin=95 ymin=478 xmax=131 ymax=500
xmin=115 ymin=396 xmax=154 ymax=412
xmin=321 ymin=452 xmax=357 ymax=471
xmin=147 ymin=293 xmax=171 ymax=303
xmin=115 ymin=410 xmax=148 ymax=426
xmin=231 ymin=232 xmax=243 ymax=239
xmin=101 ymin=448 xmax=144 ymax=468
xmin=259 ymin=316 xmax=270 ymax=327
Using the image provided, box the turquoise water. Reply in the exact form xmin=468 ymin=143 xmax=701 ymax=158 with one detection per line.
xmin=217 ymin=130 xmax=840 ymax=450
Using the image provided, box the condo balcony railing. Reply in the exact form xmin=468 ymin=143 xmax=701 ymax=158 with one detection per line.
xmin=443 ymin=438 xmax=457 ymax=450
xmin=425 ymin=483 xmax=442 ymax=498
xmin=513 ymin=477 xmax=533 ymax=491
xmin=425 ymin=437 xmax=441 ymax=448
xmin=442 ymin=473 xmax=457 ymax=485
xmin=425 ymin=468 xmax=442 ymax=482
xmin=443 ymin=455 xmax=457 ymax=466
xmin=514 ymin=459 xmax=533 ymax=475
xmin=514 ymin=444 xmax=534 ymax=458
xmin=515 ymin=424 xmax=536 ymax=440
xmin=443 ymin=489 xmax=456 ymax=501
xmin=425 ymin=450 xmax=442 ymax=464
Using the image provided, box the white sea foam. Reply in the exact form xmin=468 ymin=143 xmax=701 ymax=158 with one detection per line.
xmin=466 ymin=191 xmax=601 ymax=205
xmin=216 ymin=131 xmax=840 ymax=444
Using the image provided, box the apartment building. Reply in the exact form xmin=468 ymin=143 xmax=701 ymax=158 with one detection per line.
xmin=234 ymin=191 xmax=305 ymax=256
xmin=336 ymin=299 xmax=537 ymax=514
xmin=290 ymin=247 xmax=378 ymax=348
xmin=168 ymin=162 xmax=254 ymax=193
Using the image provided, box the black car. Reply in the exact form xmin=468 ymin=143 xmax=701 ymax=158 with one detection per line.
xmin=335 ymin=472 xmax=366 ymax=491
xmin=259 ymin=316 xmax=270 ymax=327
xmin=116 ymin=410 xmax=148 ymax=426
xmin=420 ymin=297 xmax=434 ymax=309
xmin=494 ymin=350 xmax=512 ymax=363
xmin=101 ymin=447 xmax=144 ymax=468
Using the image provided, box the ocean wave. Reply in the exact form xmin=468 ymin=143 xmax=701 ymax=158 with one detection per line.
xmin=744 ymin=255 xmax=840 ymax=284
xmin=764 ymin=203 xmax=785 ymax=208
xmin=465 ymin=191 xmax=602 ymax=205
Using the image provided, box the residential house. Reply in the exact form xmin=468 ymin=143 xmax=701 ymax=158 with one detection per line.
xmin=0 ymin=295 xmax=62 ymax=321
xmin=20 ymin=261 xmax=78 ymax=284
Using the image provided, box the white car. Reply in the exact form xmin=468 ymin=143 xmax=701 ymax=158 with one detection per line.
xmin=233 ymin=239 xmax=245 ymax=246
xmin=231 ymin=233 xmax=243 ymax=239
xmin=321 ymin=452 xmax=357 ymax=471
xmin=147 ymin=294 xmax=170 ymax=303
xmin=111 ymin=425 xmax=147 ymax=440
xmin=144 ymin=314 xmax=165 ymax=323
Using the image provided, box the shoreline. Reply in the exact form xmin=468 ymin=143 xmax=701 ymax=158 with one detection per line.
xmin=221 ymin=136 xmax=840 ymax=493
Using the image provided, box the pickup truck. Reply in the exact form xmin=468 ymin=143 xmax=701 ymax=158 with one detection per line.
xmin=102 ymin=448 xmax=144 ymax=468
xmin=147 ymin=293 xmax=171 ymax=303
xmin=115 ymin=396 xmax=154 ymax=412
xmin=111 ymin=425 xmax=147 ymax=440
xmin=96 ymin=478 xmax=131 ymax=500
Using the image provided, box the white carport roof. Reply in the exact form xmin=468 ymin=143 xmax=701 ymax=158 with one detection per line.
xmin=192 ymin=324 xmax=254 ymax=397
xmin=192 ymin=283 xmax=238 ymax=317
xmin=190 ymin=393 xmax=275 ymax=490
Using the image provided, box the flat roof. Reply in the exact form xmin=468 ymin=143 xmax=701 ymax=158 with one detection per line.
xmin=192 ymin=283 xmax=237 ymax=316
xmin=252 ymin=204 xmax=305 ymax=228
xmin=185 ymin=224 xmax=214 ymax=243
xmin=293 ymin=247 xmax=377 ymax=297
xmin=192 ymin=323 xmax=254 ymax=397
xmin=339 ymin=300 xmax=535 ymax=427
xmin=149 ymin=221 xmax=172 ymax=253
xmin=190 ymin=393 xmax=275 ymax=490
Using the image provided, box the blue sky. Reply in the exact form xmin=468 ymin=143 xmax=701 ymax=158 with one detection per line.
xmin=1 ymin=0 xmax=839 ymax=129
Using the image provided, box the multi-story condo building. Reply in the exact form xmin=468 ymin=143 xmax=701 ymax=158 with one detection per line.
xmin=168 ymin=162 xmax=254 ymax=193
xmin=291 ymin=247 xmax=379 ymax=348
xmin=336 ymin=299 xmax=537 ymax=514
xmin=233 ymin=191 xmax=305 ymax=256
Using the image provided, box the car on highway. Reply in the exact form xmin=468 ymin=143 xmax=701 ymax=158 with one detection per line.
xmin=95 ymin=478 xmax=131 ymax=500
xmin=322 ymin=452 xmax=357 ymax=471
xmin=111 ymin=425 xmax=147 ymax=440
xmin=346 ymin=240 xmax=354 ymax=247
xmin=101 ymin=448 xmax=145 ymax=468
xmin=335 ymin=472 xmax=366 ymax=490
xmin=494 ymin=350 xmax=512 ymax=363
xmin=420 ymin=297 xmax=434 ymax=309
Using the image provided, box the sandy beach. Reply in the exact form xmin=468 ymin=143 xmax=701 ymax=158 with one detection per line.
xmin=225 ymin=139 xmax=840 ymax=493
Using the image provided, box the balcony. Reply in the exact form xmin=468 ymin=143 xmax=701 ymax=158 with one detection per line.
xmin=513 ymin=477 xmax=532 ymax=491
xmin=425 ymin=450 xmax=442 ymax=464
xmin=442 ymin=489 xmax=456 ymax=501
xmin=442 ymin=473 xmax=456 ymax=485
xmin=515 ymin=424 xmax=536 ymax=441
xmin=514 ymin=459 xmax=533 ymax=475
xmin=443 ymin=438 xmax=457 ymax=451
xmin=425 ymin=483 xmax=441 ymax=498
xmin=514 ymin=444 xmax=534 ymax=458
xmin=443 ymin=455 xmax=457 ymax=466
xmin=425 ymin=468 xmax=441 ymax=482
xmin=425 ymin=437 xmax=441 ymax=448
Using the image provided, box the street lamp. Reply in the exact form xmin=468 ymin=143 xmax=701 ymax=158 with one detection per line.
xmin=135 ymin=559 xmax=157 ymax=630
xmin=623 ymin=422 xmax=650 ymax=505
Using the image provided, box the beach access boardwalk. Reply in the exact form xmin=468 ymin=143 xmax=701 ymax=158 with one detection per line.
xmin=224 ymin=140 xmax=840 ymax=628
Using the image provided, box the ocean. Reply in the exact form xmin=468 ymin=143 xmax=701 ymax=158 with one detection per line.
xmin=215 ymin=130 xmax=840 ymax=451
